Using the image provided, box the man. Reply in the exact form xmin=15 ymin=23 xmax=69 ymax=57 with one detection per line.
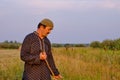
xmin=20 ymin=18 xmax=62 ymax=80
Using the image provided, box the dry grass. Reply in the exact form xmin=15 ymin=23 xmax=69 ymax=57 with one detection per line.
xmin=52 ymin=47 xmax=120 ymax=80
xmin=0 ymin=49 xmax=23 ymax=80
xmin=0 ymin=47 xmax=120 ymax=80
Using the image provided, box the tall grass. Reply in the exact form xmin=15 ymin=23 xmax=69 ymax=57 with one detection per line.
xmin=53 ymin=47 xmax=120 ymax=80
xmin=0 ymin=49 xmax=23 ymax=80
xmin=0 ymin=47 xmax=120 ymax=80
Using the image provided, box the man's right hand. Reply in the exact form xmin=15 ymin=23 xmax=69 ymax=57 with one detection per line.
xmin=40 ymin=52 xmax=47 ymax=60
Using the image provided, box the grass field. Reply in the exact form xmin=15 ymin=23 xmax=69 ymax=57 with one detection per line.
xmin=0 ymin=47 xmax=120 ymax=80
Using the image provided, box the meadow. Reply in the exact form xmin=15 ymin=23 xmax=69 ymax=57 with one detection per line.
xmin=0 ymin=47 xmax=120 ymax=80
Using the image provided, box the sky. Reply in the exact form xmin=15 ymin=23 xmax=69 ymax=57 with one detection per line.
xmin=0 ymin=0 xmax=120 ymax=43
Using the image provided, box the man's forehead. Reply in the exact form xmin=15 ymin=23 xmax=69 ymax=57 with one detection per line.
xmin=46 ymin=26 xmax=53 ymax=30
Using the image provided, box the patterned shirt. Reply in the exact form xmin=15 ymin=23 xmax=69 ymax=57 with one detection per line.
xmin=20 ymin=31 xmax=59 ymax=80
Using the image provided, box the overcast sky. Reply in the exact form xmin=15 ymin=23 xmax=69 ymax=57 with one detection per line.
xmin=0 ymin=0 xmax=120 ymax=43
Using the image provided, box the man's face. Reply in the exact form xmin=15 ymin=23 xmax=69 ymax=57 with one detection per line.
xmin=41 ymin=26 xmax=53 ymax=37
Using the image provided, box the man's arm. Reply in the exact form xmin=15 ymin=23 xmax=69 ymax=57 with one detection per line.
xmin=20 ymin=35 xmax=41 ymax=65
xmin=48 ymin=51 xmax=60 ymax=76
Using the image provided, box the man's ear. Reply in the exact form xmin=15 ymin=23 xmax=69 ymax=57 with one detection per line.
xmin=41 ymin=25 xmax=46 ymax=29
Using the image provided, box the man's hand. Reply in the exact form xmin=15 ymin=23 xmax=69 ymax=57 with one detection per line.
xmin=40 ymin=52 xmax=47 ymax=60
xmin=54 ymin=74 xmax=63 ymax=80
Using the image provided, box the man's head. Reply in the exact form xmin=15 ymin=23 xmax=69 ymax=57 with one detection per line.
xmin=37 ymin=18 xmax=54 ymax=29
xmin=37 ymin=18 xmax=54 ymax=38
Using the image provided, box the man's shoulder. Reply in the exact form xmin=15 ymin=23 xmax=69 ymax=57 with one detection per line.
xmin=22 ymin=32 xmax=38 ymax=43
xmin=23 ymin=32 xmax=36 ymax=40
xmin=25 ymin=32 xmax=35 ymax=37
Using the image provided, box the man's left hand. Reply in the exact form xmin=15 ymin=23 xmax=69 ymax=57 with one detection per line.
xmin=54 ymin=74 xmax=63 ymax=80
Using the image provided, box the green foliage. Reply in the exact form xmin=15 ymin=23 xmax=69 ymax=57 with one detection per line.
xmin=52 ymin=43 xmax=64 ymax=47
xmin=74 ymin=44 xmax=87 ymax=47
xmin=114 ymin=38 xmax=120 ymax=50
xmin=90 ymin=41 xmax=101 ymax=48
xmin=0 ymin=40 xmax=21 ymax=49
xmin=90 ymin=38 xmax=120 ymax=50
xmin=52 ymin=43 xmax=88 ymax=48
xmin=101 ymin=39 xmax=114 ymax=50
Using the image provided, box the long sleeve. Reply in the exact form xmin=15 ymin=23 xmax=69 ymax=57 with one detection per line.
xmin=48 ymin=51 xmax=60 ymax=76
xmin=44 ymin=38 xmax=60 ymax=76
xmin=20 ymin=33 xmax=41 ymax=65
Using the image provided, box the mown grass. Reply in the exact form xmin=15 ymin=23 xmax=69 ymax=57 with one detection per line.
xmin=0 ymin=47 xmax=120 ymax=80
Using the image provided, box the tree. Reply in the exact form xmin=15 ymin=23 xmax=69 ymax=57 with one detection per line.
xmin=113 ymin=38 xmax=120 ymax=50
xmin=101 ymin=39 xmax=114 ymax=50
xmin=0 ymin=40 xmax=21 ymax=49
xmin=90 ymin=41 xmax=101 ymax=48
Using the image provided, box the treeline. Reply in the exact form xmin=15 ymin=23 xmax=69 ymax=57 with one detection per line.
xmin=1 ymin=38 xmax=120 ymax=50
xmin=0 ymin=40 xmax=89 ymax=49
xmin=52 ymin=43 xmax=89 ymax=47
xmin=90 ymin=38 xmax=120 ymax=50
xmin=0 ymin=40 xmax=21 ymax=49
